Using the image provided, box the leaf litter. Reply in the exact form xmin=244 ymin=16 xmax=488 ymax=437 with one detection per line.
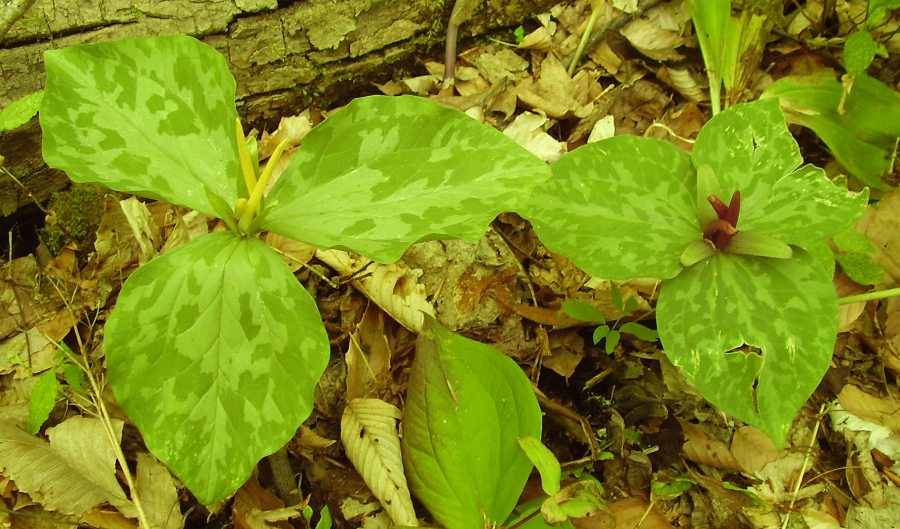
xmin=1 ymin=0 xmax=899 ymax=527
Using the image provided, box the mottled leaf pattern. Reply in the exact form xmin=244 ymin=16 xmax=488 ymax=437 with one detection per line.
xmin=104 ymin=232 xmax=329 ymax=504
xmin=526 ymin=99 xmax=867 ymax=445
xmin=692 ymin=99 xmax=868 ymax=245
xmin=656 ymin=250 xmax=837 ymax=445
xmin=41 ymin=36 xmax=240 ymax=218
xmin=522 ymin=135 xmax=699 ymax=280
xmin=261 ymin=96 xmax=552 ymax=263
xmin=402 ymin=319 xmax=542 ymax=529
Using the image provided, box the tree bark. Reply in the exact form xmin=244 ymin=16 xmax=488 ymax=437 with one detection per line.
xmin=0 ymin=0 xmax=554 ymax=216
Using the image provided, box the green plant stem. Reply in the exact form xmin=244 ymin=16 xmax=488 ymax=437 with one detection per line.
xmin=837 ymin=287 xmax=900 ymax=305
xmin=568 ymin=2 xmax=602 ymax=76
xmin=235 ymin=118 xmax=257 ymax=195
xmin=238 ymin=139 xmax=288 ymax=233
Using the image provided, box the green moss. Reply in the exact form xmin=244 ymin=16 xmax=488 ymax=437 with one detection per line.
xmin=41 ymin=184 xmax=109 ymax=256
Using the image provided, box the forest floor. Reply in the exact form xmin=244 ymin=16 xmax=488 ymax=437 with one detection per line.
xmin=2 ymin=1 xmax=900 ymax=528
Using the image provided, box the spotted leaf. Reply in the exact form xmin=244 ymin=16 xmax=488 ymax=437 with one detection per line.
xmin=657 ymin=250 xmax=837 ymax=445
xmin=260 ymin=96 xmax=552 ymax=263
xmin=104 ymin=232 xmax=329 ymax=504
xmin=692 ymin=99 xmax=868 ymax=247
xmin=41 ymin=36 xmax=240 ymax=218
xmin=521 ymin=135 xmax=699 ymax=281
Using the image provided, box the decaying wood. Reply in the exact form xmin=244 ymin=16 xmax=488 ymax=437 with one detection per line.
xmin=0 ymin=0 xmax=555 ymax=216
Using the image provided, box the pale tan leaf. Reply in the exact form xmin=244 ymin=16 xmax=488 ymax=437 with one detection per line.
xmin=502 ymin=112 xmax=565 ymax=163
xmin=340 ymin=399 xmax=417 ymax=527
xmin=0 ymin=416 xmax=133 ymax=518
xmin=346 ymin=306 xmax=393 ymax=401
xmin=315 ymin=249 xmax=434 ymax=333
xmin=118 ymin=197 xmax=160 ymax=265
xmin=136 ymin=453 xmax=183 ymax=529
xmin=619 ymin=18 xmax=685 ymax=61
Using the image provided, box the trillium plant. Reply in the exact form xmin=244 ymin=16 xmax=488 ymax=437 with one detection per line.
xmin=522 ymin=99 xmax=868 ymax=445
xmin=39 ymin=35 xmax=551 ymax=503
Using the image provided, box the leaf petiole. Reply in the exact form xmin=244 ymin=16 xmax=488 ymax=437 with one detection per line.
xmin=238 ymin=138 xmax=289 ymax=234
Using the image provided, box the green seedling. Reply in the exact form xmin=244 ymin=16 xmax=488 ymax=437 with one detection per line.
xmin=762 ymin=72 xmax=900 ymax=189
xmin=515 ymin=436 xmax=605 ymax=527
xmin=561 ymin=286 xmax=658 ymax=354
xmin=0 ymin=90 xmax=42 ymax=132
xmin=402 ymin=319 xmax=542 ymax=529
xmin=522 ymin=99 xmax=869 ymax=446
xmin=688 ymin=0 xmax=776 ymax=114
xmin=39 ymin=35 xmax=551 ymax=504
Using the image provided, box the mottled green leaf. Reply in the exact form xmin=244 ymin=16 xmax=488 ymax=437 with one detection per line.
xmin=105 ymin=232 xmax=329 ymax=503
xmin=693 ymin=100 xmax=869 ymax=246
xmin=260 ymin=95 xmax=551 ymax=263
xmin=0 ymin=90 xmax=43 ymax=131
xmin=522 ymin=136 xmax=699 ymax=280
xmin=657 ymin=250 xmax=837 ymax=445
xmin=41 ymin=36 xmax=240 ymax=217
xmin=762 ymin=72 xmax=900 ymax=189
xmin=402 ymin=318 xmax=541 ymax=529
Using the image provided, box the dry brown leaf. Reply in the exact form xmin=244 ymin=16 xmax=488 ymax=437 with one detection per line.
xmin=315 ymin=249 xmax=434 ymax=333
xmin=345 ymin=306 xmax=393 ymax=400
xmin=730 ymin=426 xmax=783 ymax=474
xmin=231 ymin=471 xmax=299 ymax=529
xmin=135 ymin=452 xmax=183 ymax=529
xmin=265 ymin=233 xmax=316 ymax=273
xmin=0 ymin=308 xmax=73 ymax=378
xmin=572 ymin=497 xmax=673 ymax=529
xmin=856 ymin=189 xmax=900 ymax=287
xmin=502 ymin=111 xmax=566 ymax=163
xmin=0 ymin=416 xmax=133 ymax=519
xmin=340 ymin=398 xmax=417 ymax=527
xmin=258 ymin=113 xmax=312 ymax=160
xmin=883 ymin=296 xmax=900 ymax=377
xmin=543 ymin=330 xmax=584 ymax=378
xmin=678 ymin=418 xmax=741 ymax=471
xmin=518 ymin=26 xmax=554 ymax=51
xmin=837 ymin=385 xmax=900 ymax=433
xmin=619 ymin=18 xmax=685 ymax=61
xmin=518 ymin=54 xmax=591 ymax=118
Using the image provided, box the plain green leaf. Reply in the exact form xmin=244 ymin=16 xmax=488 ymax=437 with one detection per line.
xmin=27 ymin=371 xmax=59 ymax=434
xmin=0 ymin=90 xmax=43 ymax=131
xmin=261 ymin=95 xmax=551 ymax=263
xmin=518 ymin=436 xmax=561 ymax=495
xmin=619 ymin=322 xmax=658 ymax=342
xmin=401 ymin=318 xmax=541 ymax=529
xmin=60 ymin=362 xmax=87 ymax=395
xmin=41 ymin=36 xmax=240 ymax=218
xmin=657 ymin=250 xmax=838 ymax=446
xmin=522 ymin=135 xmax=699 ymax=281
xmin=844 ymin=30 xmax=876 ymax=76
xmin=762 ymin=72 xmax=900 ymax=189
xmin=693 ymin=99 xmax=868 ymax=248
xmin=868 ymin=0 xmax=900 ymax=25
xmin=561 ymin=300 xmax=606 ymax=323
xmin=651 ymin=477 xmax=694 ymax=499
xmin=833 ymin=228 xmax=877 ymax=254
xmin=604 ymin=330 xmax=620 ymax=354
xmin=835 ymin=252 xmax=883 ymax=285
xmin=105 ymin=232 xmax=329 ymax=503
xmin=592 ymin=325 xmax=610 ymax=345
